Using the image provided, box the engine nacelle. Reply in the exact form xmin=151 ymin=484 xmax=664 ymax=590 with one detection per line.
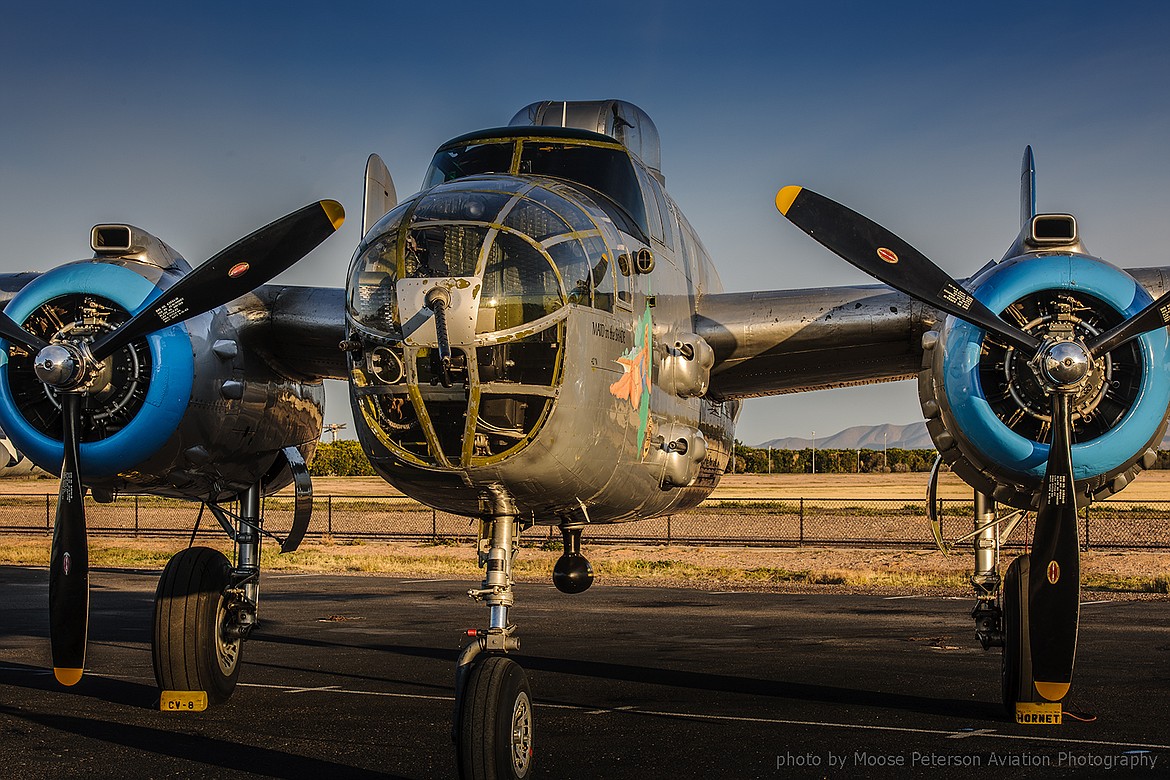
xmin=0 ymin=227 xmax=325 ymax=501
xmin=919 ymin=253 xmax=1170 ymax=508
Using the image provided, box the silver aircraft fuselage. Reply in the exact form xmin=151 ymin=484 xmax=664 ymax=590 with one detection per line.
xmin=345 ymin=127 xmax=737 ymax=525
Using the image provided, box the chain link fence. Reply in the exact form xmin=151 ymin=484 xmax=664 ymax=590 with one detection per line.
xmin=0 ymin=493 xmax=1167 ymax=550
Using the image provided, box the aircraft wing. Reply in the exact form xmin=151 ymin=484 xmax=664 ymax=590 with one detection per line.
xmin=240 ymin=285 xmax=347 ymax=381
xmin=697 ymin=267 xmax=1170 ymax=400
xmin=696 ymin=283 xmax=931 ymax=399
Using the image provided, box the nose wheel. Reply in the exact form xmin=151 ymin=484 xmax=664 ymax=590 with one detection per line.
xmin=456 ymin=501 xmax=535 ymax=779
xmin=455 ymin=655 xmax=534 ymax=780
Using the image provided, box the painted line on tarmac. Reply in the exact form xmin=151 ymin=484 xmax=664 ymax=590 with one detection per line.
xmin=239 ymin=681 xmax=455 ymax=703
xmin=235 ymin=679 xmax=1170 ymax=752
xmin=12 ymin=666 xmax=1164 ymax=754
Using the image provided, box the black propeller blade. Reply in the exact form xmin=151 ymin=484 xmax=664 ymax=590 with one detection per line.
xmin=48 ymin=392 xmax=87 ymax=685
xmin=0 ymin=312 xmax=49 ymax=354
xmin=90 ymin=199 xmax=344 ymax=361
xmin=1087 ymin=288 xmax=1170 ymax=358
xmin=1027 ymin=392 xmax=1080 ymax=700
xmin=775 ymin=186 xmax=1040 ymax=354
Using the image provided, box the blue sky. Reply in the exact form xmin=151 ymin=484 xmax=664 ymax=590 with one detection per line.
xmin=2 ymin=1 xmax=1169 ymax=444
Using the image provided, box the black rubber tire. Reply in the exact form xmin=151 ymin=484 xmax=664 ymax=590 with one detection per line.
xmin=152 ymin=546 xmax=242 ymax=705
xmin=1002 ymin=554 xmax=1031 ymax=714
xmin=456 ymin=656 xmax=534 ymax=780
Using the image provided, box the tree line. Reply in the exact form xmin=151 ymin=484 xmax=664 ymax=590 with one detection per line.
xmin=731 ymin=443 xmax=938 ymax=473
xmin=309 ymin=439 xmax=1170 ymax=477
xmin=307 ymin=440 xmax=939 ymax=476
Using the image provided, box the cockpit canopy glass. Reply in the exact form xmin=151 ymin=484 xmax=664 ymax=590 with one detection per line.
xmin=423 ymin=135 xmax=648 ymax=238
xmin=347 ymin=177 xmax=628 ymax=338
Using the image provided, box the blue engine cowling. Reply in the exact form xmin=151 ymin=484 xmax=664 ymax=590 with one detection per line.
xmin=920 ymin=253 xmax=1170 ymax=509
xmin=0 ymin=262 xmax=194 ymax=478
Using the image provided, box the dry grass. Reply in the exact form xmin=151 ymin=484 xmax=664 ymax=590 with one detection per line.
xmin=9 ymin=470 xmax=1170 ymax=500
xmin=3 ymin=473 xmax=1168 ymax=595
xmin=3 ymin=535 xmax=1168 ymax=595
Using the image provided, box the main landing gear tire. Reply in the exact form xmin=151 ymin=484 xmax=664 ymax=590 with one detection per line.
xmin=456 ymin=656 xmax=534 ymax=780
xmin=1002 ymin=554 xmax=1031 ymax=713
xmin=152 ymin=546 xmax=242 ymax=705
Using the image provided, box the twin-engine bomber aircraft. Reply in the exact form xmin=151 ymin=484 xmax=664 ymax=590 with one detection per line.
xmin=3 ymin=100 xmax=1168 ymax=777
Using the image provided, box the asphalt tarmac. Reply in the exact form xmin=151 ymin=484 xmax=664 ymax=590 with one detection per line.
xmin=1 ymin=565 xmax=1168 ymax=778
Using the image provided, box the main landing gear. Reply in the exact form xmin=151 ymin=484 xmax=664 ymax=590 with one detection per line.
xmin=960 ymin=491 xmax=1066 ymax=721
xmin=152 ymin=482 xmax=266 ymax=705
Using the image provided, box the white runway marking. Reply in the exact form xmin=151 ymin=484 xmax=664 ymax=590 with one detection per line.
xmin=11 ymin=667 xmax=1167 ymax=753
xmin=233 ymin=679 xmax=1170 ymax=752
xmin=947 ymin=728 xmax=997 ymax=739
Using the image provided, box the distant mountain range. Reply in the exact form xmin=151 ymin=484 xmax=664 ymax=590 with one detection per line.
xmin=756 ymin=422 xmax=934 ymax=451
xmin=757 ymin=422 xmax=1170 ymax=451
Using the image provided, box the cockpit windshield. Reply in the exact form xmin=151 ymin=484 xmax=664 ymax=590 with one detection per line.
xmin=348 ymin=176 xmax=629 ymax=342
xmin=423 ymin=135 xmax=648 ymax=238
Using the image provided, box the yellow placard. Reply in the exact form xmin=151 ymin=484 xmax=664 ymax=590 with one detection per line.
xmin=1015 ymin=701 xmax=1062 ymax=725
xmin=160 ymin=690 xmax=208 ymax=712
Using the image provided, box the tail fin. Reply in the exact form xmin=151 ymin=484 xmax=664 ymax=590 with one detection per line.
xmin=1020 ymin=145 xmax=1036 ymax=229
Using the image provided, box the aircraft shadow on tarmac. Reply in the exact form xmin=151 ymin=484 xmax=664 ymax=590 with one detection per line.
xmin=0 ymin=699 xmax=409 ymax=780
xmin=252 ymin=633 xmax=1005 ymax=722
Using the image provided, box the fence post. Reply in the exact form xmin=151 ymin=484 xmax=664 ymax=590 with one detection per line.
xmin=432 ymin=508 xmax=437 ymax=543
xmin=666 ymin=515 xmax=672 ymax=545
xmin=799 ymin=498 xmax=804 ymax=546
xmin=328 ymin=495 xmax=333 ymax=537
xmin=1083 ymin=503 xmax=1090 ymax=550
xmin=134 ymin=496 xmax=139 ymax=538
xmin=45 ymin=494 xmax=50 ymax=533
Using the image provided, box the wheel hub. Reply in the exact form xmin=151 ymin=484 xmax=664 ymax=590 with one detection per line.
xmin=510 ymin=691 xmax=533 ymax=774
xmin=215 ymin=599 xmax=241 ymax=676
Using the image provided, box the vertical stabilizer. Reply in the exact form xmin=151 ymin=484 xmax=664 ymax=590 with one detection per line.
xmin=1020 ymin=145 xmax=1036 ymax=229
xmin=363 ymin=154 xmax=397 ymax=237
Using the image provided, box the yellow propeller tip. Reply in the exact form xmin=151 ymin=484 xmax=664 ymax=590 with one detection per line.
xmin=54 ymin=667 xmax=84 ymax=686
xmin=320 ymin=200 xmax=345 ymax=231
xmin=1034 ymin=681 xmax=1070 ymax=701
xmin=775 ymin=186 xmax=803 ymax=215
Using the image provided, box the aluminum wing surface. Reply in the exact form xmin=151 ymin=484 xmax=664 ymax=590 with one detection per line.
xmin=695 ymin=283 xmax=932 ymax=400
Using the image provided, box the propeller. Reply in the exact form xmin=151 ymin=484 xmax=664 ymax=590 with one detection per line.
xmin=48 ymin=392 xmax=86 ymax=684
xmin=775 ymin=186 xmax=1040 ymax=354
xmin=20 ymin=199 xmax=344 ymax=684
xmin=1087 ymin=288 xmax=1170 ymax=358
xmin=773 ymin=185 xmax=1128 ymax=699
xmin=0 ymin=311 xmax=49 ymax=354
xmin=1027 ymin=391 xmax=1080 ymax=700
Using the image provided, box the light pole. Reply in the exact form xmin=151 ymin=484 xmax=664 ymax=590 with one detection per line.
xmin=883 ymin=432 xmax=888 ymax=472
xmin=767 ymin=447 xmax=772 ymax=474
xmin=811 ymin=431 xmax=816 ymax=475
xmin=857 ymin=448 xmax=861 ymax=474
